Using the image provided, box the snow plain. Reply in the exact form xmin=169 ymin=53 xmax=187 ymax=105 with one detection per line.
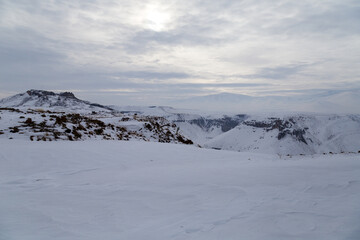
xmin=1 ymin=140 xmax=360 ymax=240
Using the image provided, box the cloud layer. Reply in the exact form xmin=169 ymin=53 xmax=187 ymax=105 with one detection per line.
xmin=0 ymin=0 xmax=359 ymax=108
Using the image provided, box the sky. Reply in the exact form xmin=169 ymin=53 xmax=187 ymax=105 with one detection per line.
xmin=0 ymin=0 xmax=359 ymax=107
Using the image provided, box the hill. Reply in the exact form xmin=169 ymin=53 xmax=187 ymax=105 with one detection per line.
xmin=0 ymin=89 xmax=113 ymax=113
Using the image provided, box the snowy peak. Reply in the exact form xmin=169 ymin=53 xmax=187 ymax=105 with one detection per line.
xmin=0 ymin=89 xmax=113 ymax=113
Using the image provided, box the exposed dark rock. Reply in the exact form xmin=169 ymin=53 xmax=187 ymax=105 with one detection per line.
xmin=59 ymin=92 xmax=76 ymax=99
xmin=177 ymin=135 xmax=193 ymax=145
xmin=187 ymin=115 xmax=246 ymax=132
xmin=291 ymin=129 xmax=307 ymax=144
xmin=9 ymin=126 xmax=19 ymax=133
xmin=89 ymin=103 xmax=114 ymax=111
xmin=27 ymin=89 xmax=55 ymax=97
xmin=244 ymin=118 xmax=308 ymax=145
xmin=0 ymin=107 xmax=22 ymax=113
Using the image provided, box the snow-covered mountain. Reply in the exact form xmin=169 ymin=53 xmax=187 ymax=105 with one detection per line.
xmin=202 ymin=114 xmax=360 ymax=155
xmin=108 ymin=105 xmax=360 ymax=155
xmin=1 ymin=90 xmax=360 ymax=155
xmin=117 ymin=108 xmax=360 ymax=155
xmin=172 ymin=90 xmax=360 ymax=114
xmin=0 ymin=89 xmax=113 ymax=113
xmin=110 ymin=105 xmax=248 ymax=145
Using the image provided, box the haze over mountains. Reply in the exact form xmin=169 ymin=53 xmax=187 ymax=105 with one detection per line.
xmin=172 ymin=89 xmax=360 ymax=114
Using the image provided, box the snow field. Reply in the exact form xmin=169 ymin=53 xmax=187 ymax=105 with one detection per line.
xmin=1 ymin=140 xmax=360 ymax=239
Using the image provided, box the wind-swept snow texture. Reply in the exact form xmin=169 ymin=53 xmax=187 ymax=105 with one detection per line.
xmin=1 ymin=140 xmax=360 ymax=240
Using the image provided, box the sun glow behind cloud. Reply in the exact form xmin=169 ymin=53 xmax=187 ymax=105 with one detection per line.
xmin=144 ymin=3 xmax=172 ymax=32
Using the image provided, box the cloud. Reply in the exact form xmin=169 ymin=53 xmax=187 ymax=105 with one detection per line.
xmin=267 ymin=2 xmax=360 ymax=37
xmin=0 ymin=48 xmax=61 ymax=66
xmin=0 ymin=0 xmax=359 ymax=111
xmin=111 ymin=71 xmax=191 ymax=80
xmin=240 ymin=63 xmax=309 ymax=80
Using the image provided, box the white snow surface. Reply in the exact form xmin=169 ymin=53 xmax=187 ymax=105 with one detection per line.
xmin=1 ymin=140 xmax=360 ymax=240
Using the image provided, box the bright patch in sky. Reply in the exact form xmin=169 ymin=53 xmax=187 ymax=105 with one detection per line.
xmin=145 ymin=4 xmax=171 ymax=31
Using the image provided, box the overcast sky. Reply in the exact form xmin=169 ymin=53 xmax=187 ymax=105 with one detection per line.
xmin=1 ymin=0 xmax=359 ymax=106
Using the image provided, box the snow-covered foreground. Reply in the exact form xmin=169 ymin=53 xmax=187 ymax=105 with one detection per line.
xmin=1 ymin=141 xmax=360 ymax=240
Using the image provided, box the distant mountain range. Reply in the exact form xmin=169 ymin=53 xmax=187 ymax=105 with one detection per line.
xmin=172 ymin=90 xmax=360 ymax=114
xmin=1 ymin=89 xmax=359 ymax=155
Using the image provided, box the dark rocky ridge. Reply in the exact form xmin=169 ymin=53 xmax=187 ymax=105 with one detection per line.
xmin=58 ymin=92 xmax=76 ymax=99
xmin=243 ymin=118 xmax=308 ymax=144
xmin=27 ymin=89 xmax=57 ymax=97
xmin=177 ymin=114 xmax=247 ymax=132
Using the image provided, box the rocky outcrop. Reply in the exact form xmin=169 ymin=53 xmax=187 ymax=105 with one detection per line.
xmin=0 ymin=108 xmax=193 ymax=144
xmin=187 ymin=114 xmax=247 ymax=132
xmin=244 ymin=118 xmax=308 ymax=144
xmin=27 ymin=89 xmax=56 ymax=97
